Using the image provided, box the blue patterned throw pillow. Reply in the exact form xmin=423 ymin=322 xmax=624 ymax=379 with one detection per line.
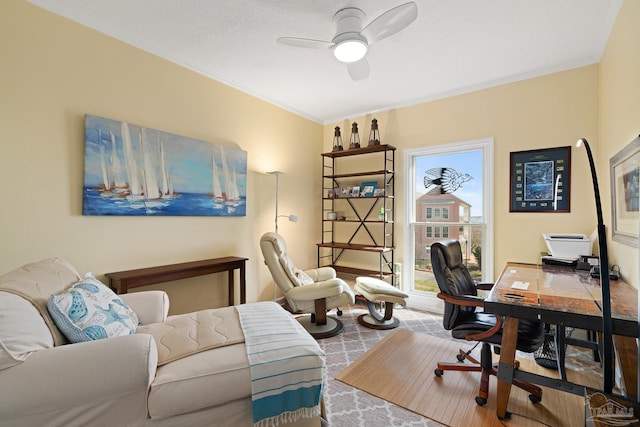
xmin=47 ymin=275 xmax=139 ymax=343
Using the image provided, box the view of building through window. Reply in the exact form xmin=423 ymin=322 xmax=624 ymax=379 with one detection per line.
xmin=405 ymin=140 xmax=492 ymax=312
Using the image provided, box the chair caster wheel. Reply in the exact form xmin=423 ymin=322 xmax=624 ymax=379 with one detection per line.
xmin=475 ymin=396 xmax=487 ymax=406
xmin=337 ymin=308 xmax=343 ymax=316
xmin=434 ymin=369 xmax=443 ymax=377
xmin=456 ymin=354 xmax=465 ymax=362
xmin=498 ymin=411 xmax=512 ymax=420
xmin=529 ymin=394 xmax=542 ymax=404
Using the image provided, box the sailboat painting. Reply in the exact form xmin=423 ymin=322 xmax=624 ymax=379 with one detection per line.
xmin=82 ymin=115 xmax=247 ymax=216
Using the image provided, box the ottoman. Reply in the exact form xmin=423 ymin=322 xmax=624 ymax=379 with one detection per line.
xmin=354 ymin=276 xmax=409 ymax=329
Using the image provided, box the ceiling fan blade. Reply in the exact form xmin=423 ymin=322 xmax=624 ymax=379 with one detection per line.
xmin=276 ymin=37 xmax=334 ymax=49
xmin=347 ymin=58 xmax=370 ymax=81
xmin=361 ymin=1 xmax=418 ymax=44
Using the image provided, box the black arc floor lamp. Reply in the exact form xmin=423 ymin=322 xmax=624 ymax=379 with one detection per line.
xmin=576 ymin=138 xmax=614 ymax=394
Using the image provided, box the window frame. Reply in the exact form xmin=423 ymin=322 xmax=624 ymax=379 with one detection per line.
xmin=403 ymin=137 xmax=494 ymax=313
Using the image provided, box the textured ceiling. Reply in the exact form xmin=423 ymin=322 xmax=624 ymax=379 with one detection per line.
xmin=28 ymin=0 xmax=622 ymax=124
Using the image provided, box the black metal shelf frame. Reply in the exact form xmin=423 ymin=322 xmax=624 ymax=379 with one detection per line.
xmin=318 ymin=145 xmax=395 ymax=281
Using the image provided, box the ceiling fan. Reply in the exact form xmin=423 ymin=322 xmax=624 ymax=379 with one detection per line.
xmin=277 ymin=2 xmax=418 ymax=81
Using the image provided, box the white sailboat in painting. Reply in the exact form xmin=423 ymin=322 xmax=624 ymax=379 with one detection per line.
xmin=108 ymin=130 xmax=126 ymax=193
xmin=211 ymin=149 xmax=224 ymax=207
xmin=140 ymin=128 xmax=161 ymax=200
xmin=229 ymin=165 xmax=240 ymax=202
xmin=167 ymin=169 xmax=174 ymax=197
xmin=159 ymin=141 xmax=175 ymax=199
xmin=98 ymin=129 xmax=127 ymax=198
xmin=99 ymin=142 xmax=111 ymax=194
xmin=122 ymin=122 xmax=143 ymax=201
xmin=220 ymin=145 xmax=241 ymax=208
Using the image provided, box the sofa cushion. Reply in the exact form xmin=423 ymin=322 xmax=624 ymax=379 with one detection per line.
xmin=148 ymin=342 xmax=251 ymax=420
xmin=0 ymin=292 xmax=54 ymax=370
xmin=47 ymin=275 xmax=139 ymax=343
xmin=137 ymin=306 xmax=244 ymax=366
xmin=0 ymin=257 xmax=82 ymax=346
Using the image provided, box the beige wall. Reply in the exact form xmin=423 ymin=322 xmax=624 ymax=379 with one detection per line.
xmin=599 ymin=0 xmax=640 ymax=287
xmin=0 ymin=0 xmax=323 ymax=313
xmin=325 ymin=66 xmax=599 ymax=278
xmin=1 ymin=0 xmax=638 ymax=317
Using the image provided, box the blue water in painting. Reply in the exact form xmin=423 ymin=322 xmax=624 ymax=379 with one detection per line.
xmin=83 ymin=188 xmax=246 ymax=216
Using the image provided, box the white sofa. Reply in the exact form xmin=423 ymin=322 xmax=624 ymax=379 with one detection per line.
xmin=0 ymin=258 xmax=323 ymax=427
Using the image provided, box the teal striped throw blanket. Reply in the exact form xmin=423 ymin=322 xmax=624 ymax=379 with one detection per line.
xmin=236 ymin=302 xmax=325 ymax=427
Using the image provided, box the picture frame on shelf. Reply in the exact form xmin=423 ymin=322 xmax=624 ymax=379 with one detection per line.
xmin=360 ymin=181 xmax=377 ymax=197
xmin=373 ymin=188 xmax=385 ymax=197
xmin=340 ymin=184 xmax=353 ymax=197
xmin=610 ymin=135 xmax=639 ymax=247
xmin=327 ymin=188 xmax=336 ymax=199
xmin=351 ymin=186 xmax=360 ymax=197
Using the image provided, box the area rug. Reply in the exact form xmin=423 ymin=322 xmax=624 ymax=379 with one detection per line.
xmin=319 ymin=304 xmax=450 ymax=426
xmin=336 ymin=328 xmax=586 ymax=427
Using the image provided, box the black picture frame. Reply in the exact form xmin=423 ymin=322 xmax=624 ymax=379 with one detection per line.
xmin=509 ymin=146 xmax=571 ymax=212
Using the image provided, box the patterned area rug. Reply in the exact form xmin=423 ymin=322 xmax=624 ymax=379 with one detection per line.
xmin=318 ymin=303 xmax=602 ymax=427
xmin=318 ymin=304 xmax=450 ymax=427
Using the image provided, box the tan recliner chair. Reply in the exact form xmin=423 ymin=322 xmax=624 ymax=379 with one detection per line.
xmin=260 ymin=232 xmax=355 ymax=338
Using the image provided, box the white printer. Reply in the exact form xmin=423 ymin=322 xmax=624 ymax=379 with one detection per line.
xmin=543 ymin=233 xmax=593 ymax=260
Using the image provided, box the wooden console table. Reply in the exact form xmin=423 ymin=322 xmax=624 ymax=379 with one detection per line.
xmin=106 ymin=257 xmax=247 ymax=306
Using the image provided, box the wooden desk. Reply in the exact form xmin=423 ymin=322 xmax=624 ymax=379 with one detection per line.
xmin=106 ymin=257 xmax=248 ymax=306
xmin=484 ymin=262 xmax=638 ymax=419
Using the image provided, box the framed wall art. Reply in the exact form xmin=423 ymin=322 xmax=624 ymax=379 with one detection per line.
xmin=509 ymin=146 xmax=571 ymax=212
xmin=82 ymin=114 xmax=247 ymax=216
xmin=610 ymin=135 xmax=640 ymax=247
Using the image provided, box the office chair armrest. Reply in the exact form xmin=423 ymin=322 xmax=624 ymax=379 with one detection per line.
xmin=437 ymin=292 xmax=484 ymax=308
xmin=475 ymin=282 xmax=494 ymax=291
xmin=466 ymin=315 xmax=503 ymax=341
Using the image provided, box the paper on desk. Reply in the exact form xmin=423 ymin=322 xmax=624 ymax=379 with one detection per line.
xmin=511 ymin=281 xmax=529 ymax=290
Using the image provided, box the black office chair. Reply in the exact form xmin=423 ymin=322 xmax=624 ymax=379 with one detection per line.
xmin=431 ymin=240 xmax=545 ymax=406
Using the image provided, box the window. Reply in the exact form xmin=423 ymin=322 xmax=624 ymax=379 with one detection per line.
xmin=404 ymin=138 xmax=494 ymax=313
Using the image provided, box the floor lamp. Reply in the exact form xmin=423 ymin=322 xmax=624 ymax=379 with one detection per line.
xmin=576 ymin=138 xmax=614 ymax=394
xmin=267 ymin=171 xmax=298 ymax=300
xmin=267 ymin=171 xmax=298 ymax=233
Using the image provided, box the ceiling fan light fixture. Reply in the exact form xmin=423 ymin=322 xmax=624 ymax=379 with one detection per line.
xmin=333 ymin=39 xmax=367 ymax=63
xmin=277 ymin=3 xmax=417 ymax=79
